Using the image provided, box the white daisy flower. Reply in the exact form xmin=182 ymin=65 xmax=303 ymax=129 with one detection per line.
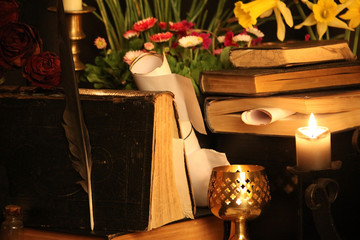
xmin=233 ymin=34 xmax=251 ymax=42
xmin=246 ymin=28 xmax=265 ymax=38
xmin=217 ymin=35 xmax=225 ymax=43
xmin=178 ymin=36 xmax=203 ymax=48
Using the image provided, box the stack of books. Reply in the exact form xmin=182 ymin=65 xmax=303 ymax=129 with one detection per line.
xmin=200 ymin=40 xmax=360 ymax=136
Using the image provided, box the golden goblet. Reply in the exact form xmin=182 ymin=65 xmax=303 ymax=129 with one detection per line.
xmin=208 ymin=165 xmax=271 ymax=240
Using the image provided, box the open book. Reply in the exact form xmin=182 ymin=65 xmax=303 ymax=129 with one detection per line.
xmin=204 ymin=89 xmax=360 ymax=136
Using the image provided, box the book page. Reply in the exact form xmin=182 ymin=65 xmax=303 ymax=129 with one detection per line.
xmin=241 ymin=108 xmax=295 ymax=125
xmin=172 ymin=138 xmax=194 ymax=219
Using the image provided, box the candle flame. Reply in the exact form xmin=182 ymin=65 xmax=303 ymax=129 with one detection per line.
xmin=308 ymin=113 xmax=317 ymax=135
xmin=302 ymin=113 xmax=325 ymax=138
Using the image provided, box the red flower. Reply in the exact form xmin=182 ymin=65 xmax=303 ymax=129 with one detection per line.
xmin=0 ymin=0 xmax=19 ymax=28
xmin=0 ymin=22 xmax=42 ymax=70
xmin=123 ymin=29 xmax=139 ymax=39
xmin=191 ymin=32 xmax=211 ymax=50
xmin=158 ymin=22 xmax=167 ymax=30
xmin=22 ymin=51 xmax=61 ymax=89
xmin=169 ymin=20 xmax=195 ymax=34
xmin=133 ymin=17 xmax=157 ymax=32
xmin=251 ymin=37 xmax=263 ymax=46
xmin=149 ymin=32 xmax=173 ymax=42
xmin=224 ymin=31 xmax=238 ymax=47
xmin=305 ymin=34 xmax=311 ymax=41
xmin=213 ymin=49 xmax=223 ymax=55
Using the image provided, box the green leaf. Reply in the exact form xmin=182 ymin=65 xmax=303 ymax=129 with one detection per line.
xmin=94 ymin=55 xmax=107 ymax=67
xmin=220 ymin=46 xmax=232 ymax=69
xmin=129 ymin=38 xmax=144 ymax=50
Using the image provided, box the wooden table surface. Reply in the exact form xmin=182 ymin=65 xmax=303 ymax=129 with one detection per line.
xmin=23 ymin=216 xmax=224 ymax=240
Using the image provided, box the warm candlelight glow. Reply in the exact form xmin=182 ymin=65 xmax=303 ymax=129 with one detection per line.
xmin=63 ymin=0 xmax=82 ymax=11
xmin=295 ymin=113 xmax=331 ymax=171
xmin=299 ymin=113 xmax=327 ymax=139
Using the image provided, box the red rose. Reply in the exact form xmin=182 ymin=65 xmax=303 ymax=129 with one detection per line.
xmin=0 ymin=0 xmax=19 ymax=27
xmin=22 ymin=51 xmax=61 ymax=89
xmin=0 ymin=22 xmax=42 ymax=70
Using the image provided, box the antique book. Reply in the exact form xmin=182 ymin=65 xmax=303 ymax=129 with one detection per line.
xmin=205 ymin=110 xmax=360 ymax=136
xmin=204 ymin=89 xmax=360 ymax=115
xmin=0 ymin=86 xmax=194 ymax=234
xmin=204 ymin=89 xmax=360 ymax=136
xmin=200 ymin=61 xmax=360 ymax=96
xmin=229 ymin=40 xmax=355 ymax=68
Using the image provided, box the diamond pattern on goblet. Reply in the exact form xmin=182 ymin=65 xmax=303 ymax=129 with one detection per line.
xmin=208 ymin=165 xmax=271 ymax=240
xmin=208 ymin=165 xmax=271 ymax=221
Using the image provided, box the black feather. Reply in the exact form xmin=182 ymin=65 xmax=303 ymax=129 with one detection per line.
xmin=56 ymin=0 xmax=94 ymax=231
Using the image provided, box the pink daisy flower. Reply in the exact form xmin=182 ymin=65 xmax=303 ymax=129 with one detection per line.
xmin=133 ymin=17 xmax=157 ymax=32
xmin=123 ymin=30 xmax=140 ymax=39
xmin=123 ymin=50 xmax=145 ymax=65
xmin=144 ymin=42 xmax=155 ymax=50
xmin=149 ymin=32 xmax=173 ymax=42
xmin=213 ymin=48 xmax=223 ymax=55
xmin=94 ymin=37 xmax=107 ymax=49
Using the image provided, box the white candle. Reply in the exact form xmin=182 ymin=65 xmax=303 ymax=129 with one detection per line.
xmin=63 ymin=0 xmax=82 ymax=11
xmin=295 ymin=113 xmax=331 ymax=171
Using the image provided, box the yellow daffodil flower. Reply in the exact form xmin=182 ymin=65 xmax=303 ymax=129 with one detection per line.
xmin=233 ymin=0 xmax=293 ymax=41
xmin=340 ymin=0 xmax=360 ymax=28
xmin=295 ymin=0 xmax=353 ymax=39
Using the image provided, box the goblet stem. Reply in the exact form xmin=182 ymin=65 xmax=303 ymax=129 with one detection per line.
xmin=230 ymin=219 xmax=249 ymax=240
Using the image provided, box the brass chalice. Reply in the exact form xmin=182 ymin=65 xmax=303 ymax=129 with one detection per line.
xmin=208 ymin=165 xmax=271 ymax=240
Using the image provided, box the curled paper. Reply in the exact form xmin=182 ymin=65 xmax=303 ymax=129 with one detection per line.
xmin=131 ymin=53 xmax=206 ymax=134
xmin=241 ymin=108 xmax=295 ymax=125
xmin=130 ymin=53 xmax=229 ymax=206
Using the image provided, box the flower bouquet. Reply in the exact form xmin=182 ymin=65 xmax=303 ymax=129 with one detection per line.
xmin=82 ymin=0 xmax=265 ymax=94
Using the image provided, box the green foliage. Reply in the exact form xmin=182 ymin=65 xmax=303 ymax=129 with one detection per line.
xmin=82 ymin=50 xmax=136 ymax=90
xmin=167 ymin=49 xmax=225 ymax=95
xmin=83 ymin=0 xmax=239 ymax=93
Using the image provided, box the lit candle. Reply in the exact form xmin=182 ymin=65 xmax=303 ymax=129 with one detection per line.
xmin=63 ymin=0 xmax=83 ymax=11
xmin=295 ymin=113 xmax=331 ymax=171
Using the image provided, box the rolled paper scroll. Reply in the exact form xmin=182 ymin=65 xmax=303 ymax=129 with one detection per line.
xmin=130 ymin=53 xmax=229 ymax=206
xmin=241 ymin=107 xmax=295 ymax=125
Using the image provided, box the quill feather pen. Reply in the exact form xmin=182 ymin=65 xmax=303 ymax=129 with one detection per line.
xmin=56 ymin=0 xmax=94 ymax=231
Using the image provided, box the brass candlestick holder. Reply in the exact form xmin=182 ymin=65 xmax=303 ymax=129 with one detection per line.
xmin=48 ymin=6 xmax=95 ymax=71
xmin=208 ymin=165 xmax=271 ymax=240
xmin=287 ymin=161 xmax=342 ymax=240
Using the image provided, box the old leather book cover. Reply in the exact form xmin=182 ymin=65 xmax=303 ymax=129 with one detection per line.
xmin=200 ymin=61 xmax=360 ymax=96
xmin=229 ymin=40 xmax=355 ymax=68
xmin=0 ymin=86 xmax=194 ymax=235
